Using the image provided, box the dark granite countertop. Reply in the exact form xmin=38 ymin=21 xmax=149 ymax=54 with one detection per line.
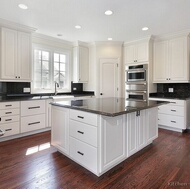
xmin=149 ymin=93 xmax=190 ymax=100
xmin=50 ymin=97 xmax=167 ymax=117
xmin=0 ymin=92 xmax=95 ymax=102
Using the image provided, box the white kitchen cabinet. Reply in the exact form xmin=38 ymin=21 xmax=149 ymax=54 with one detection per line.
xmin=149 ymin=98 xmax=190 ymax=132
xmin=20 ymin=100 xmax=46 ymax=133
xmin=0 ymin=101 xmax=20 ymax=138
xmin=127 ymin=110 xmax=147 ymax=157
xmin=100 ymin=115 xmax=126 ymax=172
xmin=0 ymin=27 xmax=31 ymax=81
xmin=51 ymin=106 xmax=69 ymax=155
xmin=124 ymin=39 xmax=149 ymax=64
xmin=153 ymin=35 xmax=190 ymax=83
xmin=73 ymin=45 xmax=89 ymax=83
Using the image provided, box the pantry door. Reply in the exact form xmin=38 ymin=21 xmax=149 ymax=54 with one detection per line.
xmin=99 ymin=58 xmax=119 ymax=98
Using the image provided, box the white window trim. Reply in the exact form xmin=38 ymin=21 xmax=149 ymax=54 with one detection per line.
xmin=31 ymin=43 xmax=72 ymax=94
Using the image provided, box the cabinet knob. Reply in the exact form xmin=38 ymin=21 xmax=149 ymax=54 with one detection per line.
xmin=15 ymin=76 xmax=17 ymax=78
xmin=100 ymin=93 xmax=103 ymax=95
xmin=18 ymin=76 xmax=20 ymax=79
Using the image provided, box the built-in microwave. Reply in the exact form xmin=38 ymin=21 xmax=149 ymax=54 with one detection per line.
xmin=126 ymin=64 xmax=147 ymax=83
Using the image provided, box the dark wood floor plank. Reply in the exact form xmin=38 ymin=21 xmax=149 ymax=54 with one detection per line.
xmin=0 ymin=129 xmax=190 ymax=189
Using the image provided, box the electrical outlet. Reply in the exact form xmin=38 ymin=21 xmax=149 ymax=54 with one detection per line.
xmin=168 ymin=88 xmax=174 ymax=93
xmin=73 ymin=87 xmax=77 ymax=91
xmin=23 ymin=88 xmax=30 ymax=93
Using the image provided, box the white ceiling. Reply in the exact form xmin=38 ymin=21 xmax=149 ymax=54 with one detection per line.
xmin=0 ymin=0 xmax=190 ymax=43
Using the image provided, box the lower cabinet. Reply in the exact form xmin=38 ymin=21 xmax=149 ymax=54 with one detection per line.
xmin=51 ymin=106 xmax=69 ymax=155
xmin=51 ymin=106 xmax=158 ymax=176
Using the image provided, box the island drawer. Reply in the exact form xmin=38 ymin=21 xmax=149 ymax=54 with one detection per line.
xmin=0 ymin=101 xmax=20 ymax=110
xmin=69 ymin=136 xmax=97 ymax=173
xmin=0 ymin=108 xmax=20 ymax=117
xmin=21 ymin=114 xmax=46 ymax=133
xmin=0 ymin=122 xmax=20 ymax=138
xmin=21 ymin=100 xmax=45 ymax=116
xmin=158 ymin=114 xmax=185 ymax=129
xmin=70 ymin=109 xmax=98 ymax=126
xmin=0 ymin=115 xmax=19 ymax=124
xmin=70 ymin=120 xmax=97 ymax=147
xmin=158 ymin=105 xmax=184 ymax=116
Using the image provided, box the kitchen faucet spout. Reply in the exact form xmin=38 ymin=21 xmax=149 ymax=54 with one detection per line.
xmin=55 ymin=81 xmax=59 ymax=95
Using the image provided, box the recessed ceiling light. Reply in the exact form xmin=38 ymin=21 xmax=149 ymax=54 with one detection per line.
xmin=75 ymin=25 xmax=81 ymax=29
xmin=142 ymin=27 xmax=149 ymax=31
xmin=18 ymin=4 xmax=28 ymax=10
xmin=57 ymin=34 xmax=63 ymax=37
xmin=105 ymin=10 xmax=113 ymax=16
xmin=108 ymin=38 xmax=113 ymax=41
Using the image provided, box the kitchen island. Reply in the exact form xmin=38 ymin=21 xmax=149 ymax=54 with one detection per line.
xmin=50 ymin=97 xmax=166 ymax=176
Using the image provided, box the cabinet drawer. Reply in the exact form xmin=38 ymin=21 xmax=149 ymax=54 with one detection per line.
xmin=0 ymin=108 xmax=20 ymax=117
xmin=21 ymin=100 xmax=45 ymax=116
xmin=69 ymin=137 xmax=97 ymax=173
xmin=158 ymin=114 xmax=185 ymax=129
xmin=21 ymin=114 xmax=46 ymax=133
xmin=0 ymin=115 xmax=19 ymax=124
xmin=70 ymin=109 xmax=98 ymax=126
xmin=0 ymin=101 xmax=20 ymax=109
xmin=168 ymin=100 xmax=185 ymax=106
xmin=0 ymin=122 xmax=20 ymax=138
xmin=70 ymin=120 xmax=97 ymax=147
xmin=158 ymin=105 xmax=184 ymax=116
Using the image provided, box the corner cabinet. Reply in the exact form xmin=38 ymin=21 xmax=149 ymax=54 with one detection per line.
xmin=124 ymin=38 xmax=151 ymax=64
xmin=153 ymin=34 xmax=190 ymax=83
xmin=0 ymin=27 xmax=32 ymax=81
xmin=73 ymin=44 xmax=89 ymax=83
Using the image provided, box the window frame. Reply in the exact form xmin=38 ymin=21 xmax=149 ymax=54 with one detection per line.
xmin=31 ymin=44 xmax=71 ymax=94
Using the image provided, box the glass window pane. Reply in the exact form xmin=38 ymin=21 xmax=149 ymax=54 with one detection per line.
xmin=60 ymin=54 xmax=65 ymax=63
xmin=34 ymin=81 xmax=41 ymax=89
xmin=34 ymin=59 xmax=41 ymax=70
xmin=42 ymin=51 xmax=49 ymax=61
xmin=54 ymin=71 xmax=59 ymax=82
xmin=42 ymin=61 xmax=49 ymax=71
xmin=54 ymin=63 xmax=59 ymax=71
xmin=34 ymin=50 xmax=41 ymax=60
xmin=60 ymin=63 xmax=65 ymax=72
xmin=54 ymin=53 xmax=59 ymax=62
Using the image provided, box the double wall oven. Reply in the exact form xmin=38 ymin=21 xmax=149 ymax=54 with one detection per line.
xmin=125 ymin=64 xmax=148 ymax=104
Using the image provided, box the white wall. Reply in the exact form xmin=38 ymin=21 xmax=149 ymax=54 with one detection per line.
xmin=83 ymin=42 xmax=124 ymax=97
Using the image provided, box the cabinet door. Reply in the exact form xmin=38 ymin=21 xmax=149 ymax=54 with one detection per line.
xmin=1 ymin=28 xmax=17 ymax=80
xmin=51 ymin=106 xmax=69 ymax=155
xmin=169 ymin=37 xmax=188 ymax=81
xmin=153 ymin=41 xmax=169 ymax=82
xmin=17 ymin=32 xmax=31 ymax=81
xmin=100 ymin=115 xmax=125 ymax=172
xmin=126 ymin=112 xmax=138 ymax=157
xmin=136 ymin=42 xmax=148 ymax=63
xmin=146 ymin=107 xmax=158 ymax=143
xmin=137 ymin=110 xmax=147 ymax=150
xmin=124 ymin=45 xmax=135 ymax=64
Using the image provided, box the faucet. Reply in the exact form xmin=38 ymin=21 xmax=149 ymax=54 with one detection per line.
xmin=54 ymin=81 xmax=59 ymax=95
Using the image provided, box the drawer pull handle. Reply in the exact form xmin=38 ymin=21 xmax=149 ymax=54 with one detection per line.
xmin=171 ymin=121 xmax=176 ymax=123
xmin=171 ymin=110 xmax=176 ymax=112
xmin=28 ymin=106 xmax=40 ymax=109
xmin=5 ymin=119 xmax=12 ymax=121
xmin=77 ymin=131 xmax=84 ymax=134
xmin=5 ymin=112 xmax=12 ymax=114
xmin=0 ymin=129 xmax=5 ymax=136
xmin=28 ymin=121 xmax=40 ymax=125
xmin=5 ymin=129 xmax=12 ymax=131
xmin=5 ymin=104 xmax=12 ymax=107
xmin=77 ymin=116 xmax=84 ymax=119
xmin=77 ymin=151 xmax=84 ymax=156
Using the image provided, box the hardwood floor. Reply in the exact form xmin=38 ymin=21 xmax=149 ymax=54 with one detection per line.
xmin=0 ymin=129 xmax=190 ymax=189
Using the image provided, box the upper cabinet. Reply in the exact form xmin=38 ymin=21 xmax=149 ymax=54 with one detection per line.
xmin=153 ymin=34 xmax=190 ymax=83
xmin=0 ymin=27 xmax=32 ymax=81
xmin=73 ymin=42 xmax=89 ymax=83
xmin=124 ymin=38 xmax=150 ymax=64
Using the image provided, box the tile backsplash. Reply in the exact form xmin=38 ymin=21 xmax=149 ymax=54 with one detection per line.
xmin=157 ymin=83 xmax=190 ymax=96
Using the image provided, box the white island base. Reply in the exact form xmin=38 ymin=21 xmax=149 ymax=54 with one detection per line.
xmin=51 ymin=106 xmax=158 ymax=176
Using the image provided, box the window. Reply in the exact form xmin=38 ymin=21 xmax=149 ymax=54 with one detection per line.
xmin=32 ymin=45 xmax=71 ymax=93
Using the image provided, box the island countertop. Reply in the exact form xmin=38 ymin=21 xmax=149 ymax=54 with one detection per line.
xmin=50 ymin=97 xmax=167 ymax=117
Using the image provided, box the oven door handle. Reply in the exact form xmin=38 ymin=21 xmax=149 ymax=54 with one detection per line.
xmin=126 ymin=90 xmax=147 ymax=94
xmin=126 ymin=69 xmax=146 ymax=73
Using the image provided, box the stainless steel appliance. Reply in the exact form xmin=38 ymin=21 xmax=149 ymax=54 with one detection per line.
xmin=125 ymin=64 xmax=148 ymax=103
xmin=126 ymin=64 xmax=147 ymax=83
